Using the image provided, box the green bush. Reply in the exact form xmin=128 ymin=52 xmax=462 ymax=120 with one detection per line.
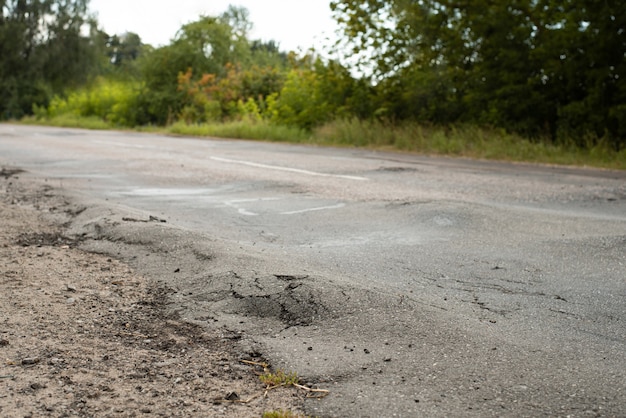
xmin=42 ymin=77 xmax=143 ymax=127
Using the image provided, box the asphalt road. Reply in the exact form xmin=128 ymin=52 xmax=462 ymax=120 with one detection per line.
xmin=1 ymin=124 xmax=625 ymax=417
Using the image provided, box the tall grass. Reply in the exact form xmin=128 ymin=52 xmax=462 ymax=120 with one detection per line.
xmin=20 ymin=113 xmax=624 ymax=170
xmin=168 ymin=120 xmax=311 ymax=143
xmin=22 ymin=114 xmax=111 ymax=130
xmin=313 ymin=119 xmax=626 ymax=170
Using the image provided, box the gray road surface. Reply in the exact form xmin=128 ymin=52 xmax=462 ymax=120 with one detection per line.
xmin=1 ymin=124 xmax=625 ymax=417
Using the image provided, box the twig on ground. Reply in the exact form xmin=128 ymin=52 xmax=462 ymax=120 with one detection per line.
xmin=240 ymin=359 xmax=269 ymax=369
xmin=228 ymin=360 xmax=331 ymax=403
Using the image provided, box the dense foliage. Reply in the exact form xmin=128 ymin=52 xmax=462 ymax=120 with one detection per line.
xmin=0 ymin=0 xmax=104 ymax=118
xmin=2 ymin=1 xmax=624 ymax=151
xmin=330 ymin=0 xmax=626 ymax=148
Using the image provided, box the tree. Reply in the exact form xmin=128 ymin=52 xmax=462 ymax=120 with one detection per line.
xmin=136 ymin=10 xmax=255 ymax=125
xmin=268 ymin=55 xmax=361 ymax=129
xmin=176 ymin=64 xmax=286 ymax=123
xmin=331 ymin=0 xmax=626 ymax=147
xmin=0 ymin=0 xmax=102 ymax=119
xmin=536 ymin=0 xmax=626 ymax=146
xmin=106 ymin=32 xmax=144 ymax=69
xmin=250 ymin=39 xmax=289 ymax=68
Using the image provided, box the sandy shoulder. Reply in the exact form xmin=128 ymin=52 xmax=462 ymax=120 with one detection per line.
xmin=0 ymin=169 xmax=304 ymax=417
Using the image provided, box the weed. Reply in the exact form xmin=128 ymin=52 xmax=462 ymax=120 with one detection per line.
xmin=260 ymin=369 xmax=300 ymax=388
xmin=313 ymin=119 xmax=626 ymax=170
xmin=21 ymin=114 xmax=111 ymax=130
xmin=168 ymin=120 xmax=311 ymax=143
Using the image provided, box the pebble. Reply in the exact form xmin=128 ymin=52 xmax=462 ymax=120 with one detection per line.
xmin=225 ymin=392 xmax=239 ymax=401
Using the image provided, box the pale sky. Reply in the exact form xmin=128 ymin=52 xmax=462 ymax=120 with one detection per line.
xmin=89 ymin=0 xmax=339 ymax=52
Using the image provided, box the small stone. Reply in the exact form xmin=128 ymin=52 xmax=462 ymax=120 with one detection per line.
xmin=66 ymin=298 xmax=75 ymax=304
xmin=225 ymin=392 xmax=239 ymax=401
xmin=66 ymin=284 xmax=77 ymax=292
xmin=21 ymin=357 xmax=40 ymax=365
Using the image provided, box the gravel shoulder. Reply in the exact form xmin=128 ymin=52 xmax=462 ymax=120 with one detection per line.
xmin=0 ymin=168 xmax=305 ymax=417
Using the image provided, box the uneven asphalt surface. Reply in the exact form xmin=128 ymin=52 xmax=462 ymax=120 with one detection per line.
xmin=1 ymin=124 xmax=625 ymax=417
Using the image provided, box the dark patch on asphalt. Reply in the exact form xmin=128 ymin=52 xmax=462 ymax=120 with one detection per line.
xmin=122 ymin=215 xmax=167 ymax=223
xmin=385 ymin=200 xmax=432 ymax=208
xmin=0 ymin=167 xmax=25 ymax=179
xmin=209 ymin=272 xmax=330 ymax=327
xmin=274 ymin=274 xmax=309 ymax=281
xmin=376 ymin=166 xmax=418 ymax=173
xmin=15 ymin=231 xmax=78 ymax=248
xmin=64 ymin=205 xmax=87 ymax=217
xmin=192 ymin=248 xmax=214 ymax=261
xmin=235 ymin=287 xmax=327 ymax=327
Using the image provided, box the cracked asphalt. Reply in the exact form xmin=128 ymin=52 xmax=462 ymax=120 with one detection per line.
xmin=1 ymin=124 xmax=625 ymax=417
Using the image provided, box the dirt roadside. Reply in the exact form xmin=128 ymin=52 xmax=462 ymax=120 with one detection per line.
xmin=0 ymin=168 xmax=306 ymax=417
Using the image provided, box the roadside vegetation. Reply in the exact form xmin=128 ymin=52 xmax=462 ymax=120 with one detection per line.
xmin=3 ymin=1 xmax=625 ymax=170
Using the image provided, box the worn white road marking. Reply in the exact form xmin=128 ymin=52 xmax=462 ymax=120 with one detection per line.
xmin=92 ymin=140 xmax=156 ymax=150
xmin=221 ymin=197 xmax=281 ymax=216
xmin=281 ymin=203 xmax=346 ymax=215
xmin=237 ymin=208 xmax=258 ymax=216
xmin=211 ymin=156 xmax=368 ymax=181
xmin=225 ymin=198 xmax=281 ymax=204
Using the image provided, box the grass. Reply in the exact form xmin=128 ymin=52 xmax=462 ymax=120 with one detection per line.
xmin=257 ymin=368 xmax=329 ymax=399
xmin=233 ymin=362 xmax=325 ymax=417
xmin=17 ymin=115 xmax=626 ymax=170
xmin=168 ymin=119 xmax=311 ymax=143
xmin=21 ymin=114 xmax=111 ymax=130
xmin=259 ymin=369 xmax=301 ymax=388
xmin=313 ymin=119 xmax=626 ymax=170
